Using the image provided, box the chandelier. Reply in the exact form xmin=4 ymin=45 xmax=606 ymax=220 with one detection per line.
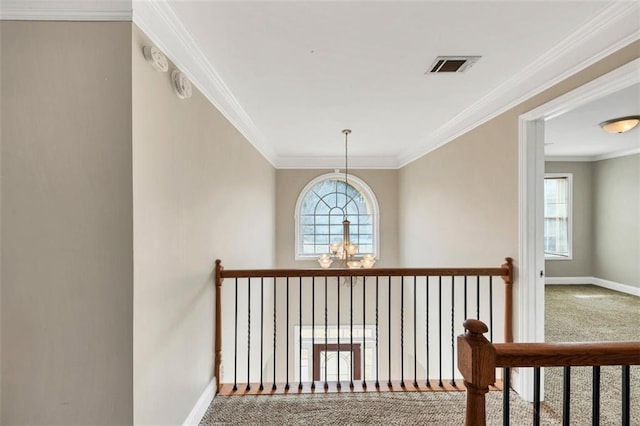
xmin=318 ymin=129 xmax=375 ymax=269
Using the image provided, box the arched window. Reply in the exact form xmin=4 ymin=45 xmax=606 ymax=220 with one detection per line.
xmin=295 ymin=172 xmax=379 ymax=259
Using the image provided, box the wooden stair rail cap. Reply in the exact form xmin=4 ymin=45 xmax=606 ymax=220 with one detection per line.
xmin=457 ymin=320 xmax=496 ymax=388
xmin=463 ymin=319 xmax=489 ymax=335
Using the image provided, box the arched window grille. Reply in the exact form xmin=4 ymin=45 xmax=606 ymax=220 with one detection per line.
xmin=295 ymin=172 xmax=379 ymax=259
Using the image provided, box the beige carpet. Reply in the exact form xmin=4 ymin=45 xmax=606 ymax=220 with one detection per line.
xmin=200 ymin=391 xmax=559 ymax=425
xmin=544 ymin=285 xmax=640 ymax=426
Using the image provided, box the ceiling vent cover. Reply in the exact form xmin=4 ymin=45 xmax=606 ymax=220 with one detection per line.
xmin=428 ymin=56 xmax=481 ymax=73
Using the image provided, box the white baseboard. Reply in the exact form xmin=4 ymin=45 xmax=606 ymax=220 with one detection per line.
xmin=545 ymin=276 xmax=593 ymax=285
xmin=183 ymin=377 xmax=216 ymax=426
xmin=592 ymin=277 xmax=640 ymax=297
xmin=545 ymin=276 xmax=640 ymax=296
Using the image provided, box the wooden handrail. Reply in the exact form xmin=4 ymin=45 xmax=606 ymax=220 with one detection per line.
xmin=495 ymin=342 xmax=640 ymax=367
xmin=457 ymin=319 xmax=640 ymax=426
xmin=220 ymin=266 xmax=508 ymax=279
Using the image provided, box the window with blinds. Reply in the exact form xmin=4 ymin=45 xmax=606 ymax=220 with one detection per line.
xmin=544 ymin=174 xmax=572 ymax=259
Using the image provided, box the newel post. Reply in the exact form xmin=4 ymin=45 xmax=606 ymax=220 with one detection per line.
xmin=457 ymin=320 xmax=496 ymax=426
xmin=214 ymin=259 xmax=224 ymax=394
xmin=501 ymin=257 xmax=514 ymax=343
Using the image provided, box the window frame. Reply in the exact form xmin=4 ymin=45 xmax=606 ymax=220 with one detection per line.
xmin=543 ymin=173 xmax=573 ymax=261
xmin=294 ymin=172 xmax=380 ymax=260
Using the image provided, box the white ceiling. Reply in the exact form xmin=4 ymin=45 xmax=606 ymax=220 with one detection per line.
xmin=3 ymin=0 xmax=639 ymax=168
xmin=545 ymin=83 xmax=640 ymax=160
xmin=153 ymin=1 xmax=640 ymax=168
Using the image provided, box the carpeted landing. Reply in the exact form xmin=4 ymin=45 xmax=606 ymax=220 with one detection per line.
xmin=544 ymin=285 xmax=640 ymax=426
xmin=200 ymin=391 xmax=559 ymax=425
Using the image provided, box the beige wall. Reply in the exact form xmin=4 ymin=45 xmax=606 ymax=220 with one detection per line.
xmin=544 ymin=156 xmax=639 ymax=289
xmin=268 ymin=169 xmax=504 ymax=384
xmin=132 ymin=26 xmax=276 ymax=425
xmin=399 ymin=116 xmax=518 ymax=268
xmin=272 ymin=168 xmax=406 ymax=382
xmin=399 ymin=41 xmax=639 ymax=340
xmin=1 ymin=21 xmax=133 ymax=425
xmin=275 ymin=169 xmax=399 ymax=268
xmin=544 ymin=162 xmax=594 ymax=277
xmin=0 ymin=20 xmax=3 ymax=421
xmin=593 ymin=154 xmax=639 ymax=287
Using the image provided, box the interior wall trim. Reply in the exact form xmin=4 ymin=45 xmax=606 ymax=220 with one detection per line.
xmin=517 ymin=56 xmax=640 ymax=399
xmin=0 ymin=0 xmax=132 ymax=21
xmin=397 ymin=1 xmax=640 ymax=168
xmin=277 ymin=156 xmax=398 ymax=170
xmin=592 ymin=147 xmax=640 ymax=162
xmin=544 ymin=276 xmax=594 ymax=285
xmin=546 ymin=148 xmax=640 ymax=163
xmin=182 ymin=377 xmax=216 ymax=426
xmin=545 ymin=276 xmax=640 ymax=297
xmin=544 ymin=156 xmax=595 ymax=163
xmin=132 ymin=1 xmax=276 ymax=167
xmin=4 ymin=1 xmax=638 ymax=169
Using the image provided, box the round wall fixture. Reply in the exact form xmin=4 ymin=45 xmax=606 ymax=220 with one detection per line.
xmin=171 ymin=70 xmax=193 ymax=99
xmin=143 ymin=46 xmax=169 ymax=72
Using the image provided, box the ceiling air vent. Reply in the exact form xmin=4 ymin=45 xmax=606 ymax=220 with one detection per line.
xmin=428 ymin=56 xmax=481 ymax=73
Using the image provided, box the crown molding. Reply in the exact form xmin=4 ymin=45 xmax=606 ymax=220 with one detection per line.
xmin=6 ymin=1 xmax=637 ymax=170
xmin=276 ymin=155 xmax=399 ymax=170
xmin=521 ymin=58 xmax=640 ymax=121
xmin=593 ymin=147 xmax=640 ymax=161
xmin=0 ymin=1 xmax=132 ymax=21
xmin=132 ymin=1 xmax=277 ymax=167
xmin=398 ymin=1 xmax=640 ymax=168
xmin=545 ymin=148 xmax=640 ymax=163
xmin=544 ymin=156 xmax=594 ymax=162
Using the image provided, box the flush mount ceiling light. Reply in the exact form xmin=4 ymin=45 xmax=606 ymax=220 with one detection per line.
xmin=599 ymin=116 xmax=640 ymax=133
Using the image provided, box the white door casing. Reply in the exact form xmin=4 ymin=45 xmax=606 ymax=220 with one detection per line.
xmin=516 ymin=57 xmax=640 ymax=401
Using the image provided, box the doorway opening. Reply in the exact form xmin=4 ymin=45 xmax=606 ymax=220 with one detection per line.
xmin=517 ymin=57 xmax=639 ymax=399
xmin=294 ymin=324 xmax=376 ymax=383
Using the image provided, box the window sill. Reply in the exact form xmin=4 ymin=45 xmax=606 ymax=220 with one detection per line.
xmin=545 ymin=254 xmax=572 ymax=261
